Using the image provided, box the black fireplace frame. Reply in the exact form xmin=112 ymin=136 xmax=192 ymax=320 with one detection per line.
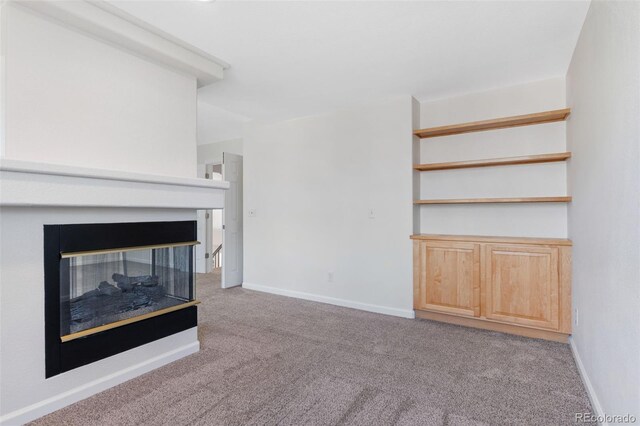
xmin=44 ymin=221 xmax=197 ymax=378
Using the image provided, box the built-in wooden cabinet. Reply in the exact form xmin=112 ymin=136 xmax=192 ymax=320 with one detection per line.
xmin=485 ymin=244 xmax=559 ymax=330
xmin=412 ymin=235 xmax=572 ymax=342
xmin=414 ymin=241 xmax=480 ymax=317
xmin=410 ymin=108 xmax=573 ymax=342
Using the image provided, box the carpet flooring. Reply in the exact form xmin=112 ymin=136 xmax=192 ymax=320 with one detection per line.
xmin=32 ymin=271 xmax=593 ymax=425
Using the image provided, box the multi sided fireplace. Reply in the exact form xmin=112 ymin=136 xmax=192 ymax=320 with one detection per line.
xmin=44 ymin=221 xmax=199 ymax=378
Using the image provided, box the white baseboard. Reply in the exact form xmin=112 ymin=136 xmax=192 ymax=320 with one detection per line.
xmin=569 ymin=336 xmax=607 ymax=426
xmin=0 ymin=341 xmax=200 ymax=426
xmin=242 ymin=282 xmax=415 ymax=319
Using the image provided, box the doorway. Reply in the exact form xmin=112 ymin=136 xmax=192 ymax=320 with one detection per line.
xmin=205 ymin=163 xmax=223 ymax=274
xmin=203 ymin=153 xmax=243 ymax=288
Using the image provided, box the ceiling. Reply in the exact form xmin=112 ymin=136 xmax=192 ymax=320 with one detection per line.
xmin=110 ymin=0 xmax=590 ymax=144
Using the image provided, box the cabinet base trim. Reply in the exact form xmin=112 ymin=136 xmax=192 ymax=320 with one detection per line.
xmin=415 ymin=310 xmax=569 ymax=343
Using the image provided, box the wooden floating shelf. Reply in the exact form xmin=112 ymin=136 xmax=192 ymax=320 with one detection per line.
xmin=415 ymin=196 xmax=572 ymax=205
xmin=414 ymin=152 xmax=571 ymax=171
xmin=414 ymin=108 xmax=571 ymax=139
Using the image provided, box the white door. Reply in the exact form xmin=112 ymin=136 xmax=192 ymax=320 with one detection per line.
xmin=222 ymin=153 xmax=243 ymax=288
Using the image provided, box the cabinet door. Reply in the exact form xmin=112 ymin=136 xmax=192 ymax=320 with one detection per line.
xmin=416 ymin=241 xmax=480 ymax=317
xmin=485 ymin=244 xmax=559 ymax=330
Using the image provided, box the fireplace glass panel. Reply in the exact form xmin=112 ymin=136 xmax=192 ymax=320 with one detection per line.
xmin=60 ymin=245 xmax=195 ymax=337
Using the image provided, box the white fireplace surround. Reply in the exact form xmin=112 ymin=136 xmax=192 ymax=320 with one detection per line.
xmin=0 ymin=1 xmax=233 ymax=423
xmin=0 ymin=160 xmax=229 ymax=425
xmin=0 ymin=158 xmax=229 ymax=208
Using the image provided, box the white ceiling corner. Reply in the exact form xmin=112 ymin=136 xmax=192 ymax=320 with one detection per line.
xmin=108 ymin=0 xmax=590 ymax=141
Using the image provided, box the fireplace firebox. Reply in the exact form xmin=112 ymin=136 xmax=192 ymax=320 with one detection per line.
xmin=44 ymin=221 xmax=198 ymax=378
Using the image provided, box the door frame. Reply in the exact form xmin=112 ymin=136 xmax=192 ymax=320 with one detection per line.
xmin=204 ymin=162 xmax=222 ymax=274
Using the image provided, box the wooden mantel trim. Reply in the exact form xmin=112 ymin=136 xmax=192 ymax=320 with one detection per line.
xmin=410 ymin=234 xmax=573 ymax=246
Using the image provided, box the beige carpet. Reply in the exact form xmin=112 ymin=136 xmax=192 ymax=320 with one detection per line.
xmin=32 ymin=271 xmax=592 ymax=425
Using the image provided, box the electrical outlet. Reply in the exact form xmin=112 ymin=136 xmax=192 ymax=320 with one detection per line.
xmin=574 ymin=308 xmax=579 ymax=326
xmin=328 ymin=272 xmax=334 ymax=283
xmin=248 ymin=209 xmax=257 ymax=217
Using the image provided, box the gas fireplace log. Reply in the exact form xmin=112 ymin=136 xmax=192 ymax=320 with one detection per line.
xmin=69 ymin=284 xmax=169 ymax=330
xmin=98 ymin=281 xmax=121 ymax=296
xmin=112 ymin=273 xmax=159 ymax=291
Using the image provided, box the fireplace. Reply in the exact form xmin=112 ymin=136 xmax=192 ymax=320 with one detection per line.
xmin=44 ymin=221 xmax=198 ymax=378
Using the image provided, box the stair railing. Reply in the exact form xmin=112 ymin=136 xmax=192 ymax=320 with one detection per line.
xmin=211 ymin=244 xmax=222 ymax=269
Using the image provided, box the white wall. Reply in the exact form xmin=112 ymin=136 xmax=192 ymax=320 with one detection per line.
xmin=197 ymin=138 xmax=243 ymax=165
xmin=2 ymin=4 xmax=198 ymax=177
xmin=566 ymin=1 xmax=640 ymax=420
xmin=243 ymin=96 xmax=414 ymax=317
xmin=419 ymin=78 xmax=568 ymax=238
xmin=196 ymin=100 xmax=248 ymax=147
